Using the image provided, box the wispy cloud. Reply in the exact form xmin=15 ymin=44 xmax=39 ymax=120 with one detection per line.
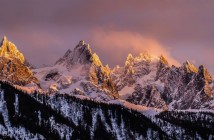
xmin=91 ymin=29 xmax=180 ymax=67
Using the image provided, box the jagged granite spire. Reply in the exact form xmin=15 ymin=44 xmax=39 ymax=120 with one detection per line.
xmin=112 ymin=52 xmax=214 ymax=110
xmin=198 ymin=65 xmax=212 ymax=83
xmin=0 ymin=36 xmax=38 ymax=85
xmin=0 ymin=36 xmax=25 ymax=63
xmin=56 ymin=40 xmax=102 ymax=67
xmin=182 ymin=60 xmax=198 ymax=73
xmin=196 ymin=65 xmax=213 ymax=97
xmin=159 ymin=55 xmax=169 ymax=65
xmin=55 ymin=40 xmax=118 ymax=98
xmin=125 ymin=53 xmax=134 ymax=67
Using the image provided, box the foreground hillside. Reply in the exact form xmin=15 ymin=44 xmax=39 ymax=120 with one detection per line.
xmin=0 ymin=82 xmax=214 ymax=139
xmin=0 ymin=82 xmax=166 ymax=139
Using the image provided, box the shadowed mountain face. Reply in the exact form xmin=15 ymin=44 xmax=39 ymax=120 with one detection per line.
xmin=112 ymin=53 xmax=214 ymax=110
xmin=0 ymin=36 xmax=38 ymax=85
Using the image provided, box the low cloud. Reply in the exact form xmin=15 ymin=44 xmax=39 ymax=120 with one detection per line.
xmin=91 ymin=29 xmax=180 ymax=67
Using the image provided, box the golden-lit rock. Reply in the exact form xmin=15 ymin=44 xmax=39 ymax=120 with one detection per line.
xmin=0 ymin=36 xmax=25 ymax=63
xmin=160 ymin=55 xmax=169 ymax=65
xmin=90 ymin=53 xmax=103 ymax=67
xmin=0 ymin=36 xmax=38 ymax=85
xmin=183 ymin=60 xmax=198 ymax=73
xmin=55 ymin=40 xmax=119 ymax=98
xmin=198 ymin=65 xmax=213 ymax=97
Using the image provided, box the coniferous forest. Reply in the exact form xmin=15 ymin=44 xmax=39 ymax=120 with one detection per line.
xmin=0 ymin=81 xmax=213 ymax=139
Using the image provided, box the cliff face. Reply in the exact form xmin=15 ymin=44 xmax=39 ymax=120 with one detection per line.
xmin=0 ymin=36 xmax=25 ymax=63
xmin=0 ymin=36 xmax=38 ymax=85
xmin=35 ymin=40 xmax=118 ymax=99
xmin=112 ymin=53 xmax=214 ymax=110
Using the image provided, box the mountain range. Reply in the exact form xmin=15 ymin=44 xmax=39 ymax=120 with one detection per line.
xmin=0 ymin=36 xmax=213 ymax=139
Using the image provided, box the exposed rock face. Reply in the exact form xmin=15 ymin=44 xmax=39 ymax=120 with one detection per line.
xmin=60 ymin=40 xmax=118 ymax=98
xmin=0 ymin=36 xmax=38 ymax=85
xmin=35 ymin=40 xmax=118 ymax=99
xmin=0 ymin=36 xmax=25 ymax=63
xmin=55 ymin=40 xmax=102 ymax=67
xmin=197 ymin=65 xmax=213 ymax=96
xmin=112 ymin=53 xmax=214 ymax=110
xmin=127 ymin=85 xmax=168 ymax=110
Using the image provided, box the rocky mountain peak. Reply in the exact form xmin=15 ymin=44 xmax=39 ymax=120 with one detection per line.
xmin=78 ymin=40 xmax=85 ymax=46
xmin=159 ymin=55 xmax=169 ymax=65
xmin=198 ymin=65 xmax=213 ymax=83
xmin=64 ymin=49 xmax=72 ymax=57
xmin=1 ymin=35 xmax=7 ymax=45
xmin=0 ymin=36 xmax=25 ymax=63
xmin=139 ymin=52 xmax=152 ymax=60
xmin=182 ymin=60 xmax=198 ymax=73
xmin=125 ymin=52 xmax=160 ymax=67
xmin=0 ymin=36 xmax=38 ymax=85
xmin=125 ymin=53 xmax=134 ymax=67
xmin=90 ymin=53 xmax=103 ymax=67
xmin=56 ymin=40 xmax=103 ymax=67
xmin=139 ymin=52 xmax=160 ymax=63
xmin=54 ymin=40 xmax=118 ymax=98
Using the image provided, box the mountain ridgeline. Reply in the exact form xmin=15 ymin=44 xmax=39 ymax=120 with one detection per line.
xmin=112 ymin=53 xmax=214 ymax=110
xmin=0 ymin=36 xmax=214 ymax=139
xmin=55 ymin=40 xmax=118 ymax=98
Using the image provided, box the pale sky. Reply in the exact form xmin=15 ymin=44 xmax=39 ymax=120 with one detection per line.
xmin=0 ymin=0 xmax=214 ymax=74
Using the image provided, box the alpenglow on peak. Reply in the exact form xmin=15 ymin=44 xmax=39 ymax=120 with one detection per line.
xmin=0 ymin=36 xmax=25 ymax=63
xmin=56 ymin=40 xmax=103 ymax=67
xmin=0 ymin=36 xmax=38 ymax=85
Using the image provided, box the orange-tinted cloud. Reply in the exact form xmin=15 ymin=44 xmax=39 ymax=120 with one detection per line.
xmin=91 ymin=29 xmax=180 ymax=67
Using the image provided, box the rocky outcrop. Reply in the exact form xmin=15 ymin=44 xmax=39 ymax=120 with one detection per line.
xmin=55 ymin=40 xmax=102 ymax=67
xmin=127 ymin=85 xmax=168 ymax=110
xmin=37 ymin=40 xmax=118 ymax=98
xmin=0 ymin=36 xmax=38 ymax=85
xmin=0 ymin=36 xmax=25 ymax=63
xmin=112 ymin=53 xmax=214 ymax=110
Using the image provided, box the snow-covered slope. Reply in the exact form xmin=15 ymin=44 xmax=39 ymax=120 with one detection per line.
xmin=33 ymin=40 xmax=118 ymax=101
xmin=112 ymin=53 xmax=214 ymax=110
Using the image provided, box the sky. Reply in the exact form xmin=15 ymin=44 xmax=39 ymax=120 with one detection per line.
xmin=0 ymin=0 xmax=214 ymax=74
